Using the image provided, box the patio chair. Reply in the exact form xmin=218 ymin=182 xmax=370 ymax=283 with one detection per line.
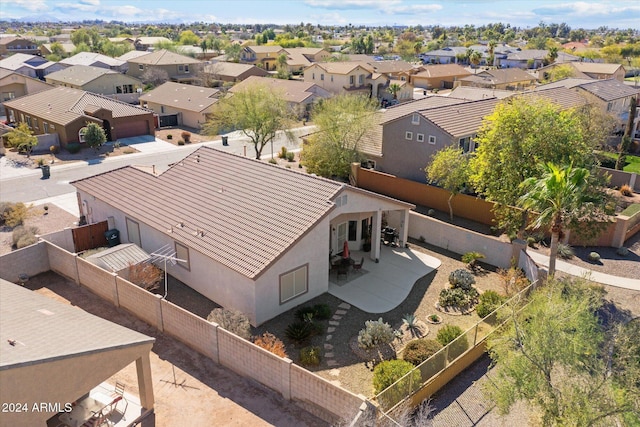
xmin=336 ymin=263 xmax=349 ymax=280
xmin=352 ymin=257 xmax=364 ymax=273
xmin=109 ymin=382 xmax=128 ymax=419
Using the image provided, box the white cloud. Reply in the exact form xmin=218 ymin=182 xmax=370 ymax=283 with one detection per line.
xmin=389 ymin=4 xmax=443 ymax=15
xmin=305 ymin=0 xmax=401 ymax=10
xmin=79 ymin=0 xmax=100 ymax=5
xmin=54 ymin=2 xmax=96 ymax=12
xmin=532 ymin=1 xmax=640 ymax=17
xmin=7 ymin=0 xmax=48 ymax=12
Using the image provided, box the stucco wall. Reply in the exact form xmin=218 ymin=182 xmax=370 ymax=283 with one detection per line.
xmin=40 ymin=228 xmax=75 ymax=252
xmin=0 ymin=241 xmax=50 ymax=282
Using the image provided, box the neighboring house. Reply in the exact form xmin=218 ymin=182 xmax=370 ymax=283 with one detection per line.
xmin=0 ymin=279 xmax=155 ymax=427
xmin=410 ymin=64 xmax=472 ymax=90
xmin=140 ymin=81 xmax=220 ymax=128
xmin=362 ymin=60 xmax=417 ymax=100
xmin=59 ymin=52 xmax=126 ymax=73
xmin=0 ymin=53 xmax=67 ymax=80
xmin=448 ymin=86 xmax=514 ymax=101
xmin=0 ymin=69 xmax=53 ymax=114
xmin=72 ymin=146 xmax=414 ymax=326
xmin=176 ymin=45 xmax=218 ymax=60
xmin=421 ymin=46 xmax=469 ymax=64
xmin=39 ymin=42 xmax=75 ymax=56
xmin=201 ymin=61 xmax=269 ymax=82
xmin=286 ymin=47 xmax=332 ymax=63
xmin=0 ymin=36 xmax=39 ymax=57
xmin=458 ymin=68 xmax=537 ymax=90
xmin=126 ymin=49 xmax=203 ymax=83
xmin=229 ymin=75 xmax=331 ymax=118
xmin=303 ymin=62 xmax=372 ymax=96
xmin=498 ymin=49 xmax=579 ymax=69
xmin=117 ymin=50 xmax=151 ymax=73
xmin=240 ymin=45 xmax=285 ymax=71
xmin=569 ymin=62 xmax=626 ymax=81
xmin=134 ymin=36 xmax=172 ymax=51
xmin=3 ymin=86 xmax=155 ymax=147
xmin=45 ymin=65 xmax=142 ymax=102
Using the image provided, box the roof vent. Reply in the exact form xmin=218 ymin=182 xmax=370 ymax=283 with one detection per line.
xmin=195 ymin=155 xmax=200 ymax=163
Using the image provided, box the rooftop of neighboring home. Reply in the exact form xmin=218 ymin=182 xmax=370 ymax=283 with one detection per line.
xmin=134 ymin=36 xmax=171 ymax=46
xmin=461 ymin=68 xmax=536 ymax=84
xmin=528 ymin=86 xmax=589 ymax=109
xmin=362 ymin=60 xmax=416 ymax=74
xmin=0 ymin=278 xmax=154 ymax=370
xmin=126 ymin=49 xmax=202 ymax=65
xmin=3 ymin=86 xmax=151 ymax=125
xmin=229 ymin=75 xmax=326 ymax=103
xmin=139 ymin=81 xmax=220 ymax=113
xmin=40 ymin=42 xmax=76 ymax=54
xmin=72 ymin=147 xmax=350 ymax=279
xmin=505 ymin=49 xmax=548 ymax=60
xmin=537 ymin=78 xmax=640 ymax=102
xmin=417 ymin=98 xmax=501 ymax=137
xmin=570 ymin=62 xmax=625 ymax=74
xmin=448 ymin=86 xmax=514 ymax=100
xmin=203 ymin=61 xmax=268 ymax=78
xmin=244 ymin=45 xmax=285 ymax=54
xmin=423 ymin=46 xmax=470 ymax=57
xmin=0 ymin=53 xmax=48 ymax=70
xmin=307 ymin=61 xmax=371 ymax=75
xmin=45 ymin=64 xmax=125 ymax=86
xmin=59 ymin=51 xmax=125 ymax=68
xmin=0 ymin=36 xmax=35 ymax=46
xmin=283 ymin=50 xmax=312 ymax=67
xmin=117 ymin=50 xmax=151 ymax=62
xmin=412 ymin=63 xmax=471 ymax=78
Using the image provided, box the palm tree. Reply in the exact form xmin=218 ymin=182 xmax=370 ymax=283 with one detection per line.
xmin=487 ymin=40 xmax=497 ymax=67
xmin=387 ymin=83 xmax=402 ymax=100
xmin=469 ymin=50 xmax=482 ymax=73
xmin=517 ymin=163 xmax=596 ymax=277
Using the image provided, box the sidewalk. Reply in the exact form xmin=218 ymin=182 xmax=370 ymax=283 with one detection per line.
xmin=528 ymin=250 xmax=640 ymax=291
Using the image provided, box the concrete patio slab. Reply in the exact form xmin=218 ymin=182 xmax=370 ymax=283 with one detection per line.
xmin=329 ymin=245 xmax=441 ymax=313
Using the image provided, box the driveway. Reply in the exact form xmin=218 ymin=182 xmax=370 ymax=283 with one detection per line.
xmin=27 ymin=272 xmax=327 ymax=427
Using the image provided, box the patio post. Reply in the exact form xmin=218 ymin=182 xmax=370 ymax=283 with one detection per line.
xmin=136 ymin=353 xmax=155 ymax=409
xmin=400 ymin=209 xmax=410 ymax=247
xmin=372 ymin=209 xmax=382 ymax=261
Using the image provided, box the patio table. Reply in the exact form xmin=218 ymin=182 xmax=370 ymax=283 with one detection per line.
xmin=59 ymin=397 xmax=104 ymax=427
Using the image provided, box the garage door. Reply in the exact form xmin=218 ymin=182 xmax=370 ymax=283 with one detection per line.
xmin=115 ymin=120 xmax=150 ymax=139
xmin=159 ymin=114 xmax=178 ymax=127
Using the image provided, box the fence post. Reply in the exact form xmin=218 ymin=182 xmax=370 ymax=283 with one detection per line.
xmin=155 ymin=294 xmax=164 ymax=332
xmin=473 ymin=323 xmax=479 ymax=346
xmin=280 ymin=358 xmax=292 ymax=400
xmin=110 ymin=272 xmax=119 ymax=307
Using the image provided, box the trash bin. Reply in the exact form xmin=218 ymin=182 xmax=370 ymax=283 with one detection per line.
xmin=222 ymin=136 xmax=229 ymax=146
xmin=41 ymin=165 xmax=50 ymax=179
xmin=104 ymin=229 xmax=120 ymax=247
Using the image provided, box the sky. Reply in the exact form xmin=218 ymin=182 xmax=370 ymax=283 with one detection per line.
xmin=1 ymin=0 xmax=639 ymax=29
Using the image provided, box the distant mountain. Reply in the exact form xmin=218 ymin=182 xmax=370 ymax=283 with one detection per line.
xmin=13 ymin=15 xmax=62 ymax=23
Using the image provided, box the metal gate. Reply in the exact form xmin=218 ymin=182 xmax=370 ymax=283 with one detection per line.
xmin=159 ymin=114 xmax=179 ymax=127
xmin=72 ymin=221 xmax=109 ymax=252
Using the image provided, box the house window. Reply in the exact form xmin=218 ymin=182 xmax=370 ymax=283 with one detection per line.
xmin=175 ymin=242 xmax=190 ymax=270
xmin=411 ymin=113 xmax=420 ymax=125
xmin=19 ymin=113 xmax=24 ymax=122
xmin=416 ymin=133 xmax=425 ymax=142
xmin=312 ymin=73 xmax=315 ymax=79
xmin=138 ymin=64 xmax=144 ymax=71
xmin=126 ymin=217 xmax=141 ymax=247
xmin=178 ymin=65 xmax=184 ymax=72
xmin=43 ymin=122 xmax=49 ymax=133
xmin=428 ymin=135 xmax=436 ymax=145
xmin=335 ymin=194 xmax=348 ymax=207
xmin=359 ymin=74 xmax=364 ymax=85
xmin=25 ymin=116 xmax=32 ymax=127
xmin=348 ymin=220 xmax=357 ymax=241
xmin=8 ymin=109 xmax=15 ymax=122
xmin=184 ymin=65 xmax=189 ymax=73
xmin=331 ymin=76 xmax=333 ymax=82
xmin=50 ymin=124 xmax=55 ymax=130
xmin=79 ymin=127 xmax=87 ymax=143
xmin=160 ymin=106 xmax=165 ymax=113
xmin=1 ymin=91 xmax=15 ymax=101
xmin=33 ymin=118 xmax=39 ymax=129
xmin=361 ymin=159 xmax=376 ymax=169
xmin=405 ymin=131 xmax=413 ymax=140
xmin=459 ymin=137 xmax=471 ymax=153
xmin=321 ymin=74 xmax=324 ymax=81
xmin=349 ymin=75 xmax=354 ymax=85
xmin=280 ymin=264 xmax=308 ymax=304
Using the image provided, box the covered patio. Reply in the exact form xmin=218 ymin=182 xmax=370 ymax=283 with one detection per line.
xmin=328 ymin=244 xmax=441 ymax=313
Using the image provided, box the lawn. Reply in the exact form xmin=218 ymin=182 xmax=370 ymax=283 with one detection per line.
xmin=598 ymin=151 xmax=640 ymax=174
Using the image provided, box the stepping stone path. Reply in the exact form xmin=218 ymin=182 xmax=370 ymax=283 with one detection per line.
xmin=324 ymin=302 xmax=352 ymax=371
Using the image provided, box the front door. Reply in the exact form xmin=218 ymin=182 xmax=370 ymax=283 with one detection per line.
xmin=336 ymin=222 xmax=347 ymax=254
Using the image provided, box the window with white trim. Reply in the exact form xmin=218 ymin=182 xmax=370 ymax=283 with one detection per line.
xmin=321 ymin=74 xmax=324 ymax=80
xmin=33 ymin=118 xmax=39 ymax=130
xmin=405 ymin=131 xmax=413 ymax=140
xmin=25 ymin=116 xmax=32 ymax=127
xmin=175 ymin=242 xmax=190 ymax=270
xmin=280 ymin=264 xmax=308 ymax=303
xmin=428 ymin=135 xmax=436 ymax=144
xmin=416 ymin=133 xmax=425 ymax=142
xmin=43 ymin=122 xmax=49 ymax=133
xmin=138 ymin=64 xmax=144 ymax=71
xmin=412 ymin=113 xmax=420 ymax=125
xmin=79 ymin=127 xmax=86 ymax=143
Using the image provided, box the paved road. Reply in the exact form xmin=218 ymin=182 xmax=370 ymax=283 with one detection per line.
xmin=0 ymin=126 xmax=312 ymax=204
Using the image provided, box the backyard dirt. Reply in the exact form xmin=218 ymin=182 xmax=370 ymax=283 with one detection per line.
xmin=154 ymin=126 xmax=213 ymax=145
xmin=25 ymin=272 xmax=327 ymax=427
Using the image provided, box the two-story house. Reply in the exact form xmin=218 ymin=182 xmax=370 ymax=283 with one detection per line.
xmin=458 ymin=68 xmax=537 ymax=91
xmin=0 ymin=37 xmax=39 ymax=57
xmin=134 ymin=37 xmax=171 ymax=51
xmin=0 ymin=69 xmax=53 ymax=115
xmin=303 ymin=62 xmax=372 ymax=96
xmin=126 ymin=49 xmax=203 ymax=84
xmin=59 ymin=52 xmax=126 ymax=73
xmin=240 ymin=45 xmax=285 ymax=71
xmin=0 ymin=53 xmax=67 ymax=80
xmin=45 ymin=65 xmax=142 ymax=102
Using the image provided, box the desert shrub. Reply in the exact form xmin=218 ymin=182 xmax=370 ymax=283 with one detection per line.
xmin=178 ymin=140 xmax=185 ymax=146
xmin=37 ymin=158 xmax=45 ymax=166
xmin=128 ymin=262 xmax=163 ymax=292
xmin=436 ymin=325 xmax=464 ymax=346
xmin=300 ymin=346 xmax=321 ymax=366
xmin=499 ymin=267 xmax=530 ymax=296
xmin=285 ymin=321 xmax=314 ymax=344
xmin=476 ymin=290 xmax=505 ymax=318
xmin=402 ymin=339 xmax=442 ymax=366
xmin=373 ymin=359 xmax=421 ymax=394
xmin=3 ymin=202 xmax=30 ymax=227
xmin=428 ymin=314 xmax=441 ymax=323
xmin=286 ymin=151 xmax=295 ymax=162
xmin=207 ymin=308 xmax=251 ymax=340
xmin=66 ymin=143 xmax=81 ymax=154
xmin=461 ymin=251 xmax=485 ymax=270
xmin=439 ymin=287 xmax=478 ymax=309
xmin=12 ymin=225 xmax=39 ymax=248
xmin=557 ymin=243 xmax=575 ymax=259
xmin=295 ymin=303 xmax=331 ymax=321
xmin=402 ymin=313 xmax=418 ymax=330
xmin=268 ymin=157 xmax=277 ymax=164
xmin=588 ymin=252 xmax=601 ymax=262
xmin=253 ymin=332 xmax=287 ymax=358
xmin=50 ymin=145 xmax=59 ymax=154
xmin=181 ymin=131 xmax=191 ymax=142
xmin=448 ymin=269 xmax=476 ymax=291
xmin=358 ymin=318 xmax=395 ymax=349
xmin=166 ymin=134 xmax=173 ymax=140
xmin=279 ymin=146 xmax=288 ymax=159
xmin=620 ymin=184 xmax=633 ymax=197
xmin=123 ymin=148 xmax=135 ymax=154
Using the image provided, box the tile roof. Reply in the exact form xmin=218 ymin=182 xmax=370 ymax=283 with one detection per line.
xmin=86 ymin=243 xmax=151 ymax=272
xmin=506 ymin=49 xmax=548 ymax=60
xmin=229 ymin=75 xmax=325 ymax=104
xmin=571 ymin=62 xmax=624 ymax=74
xmin=575 ymin=78 xmax=640 ymax=102
xmin=139 ymin=81 xmax=220 ymax=113
xmin=41 ymin=42 xmax=75 ymax=54
xmin=126 ymin=49 xmax=202 ymax=65
xmin=528 ymin=86 xmax=588 ymax=109
xmin=135 ymin=36 xmax=171 ymax=45
xmin=0 ymin=279 xmax=154 ymax=370
xmin=45 ymin=64 xmax=121 ymax=86
xmin=535 ymin=77 xmax=595 ymax=90
xmin=412 ymin=64 xmax=471 ymax=78
xmin=3 ymin=86 xmax=152 ymax=125
xmin=59 ymin=52 xmax=124 ymax=67
xmin=203 ymin=61 xmax=268 ymax=78
xmin=246 ymin=45 xmax=285 ymax=53
xmin=310 ymin=61 xmax=370 ymax=75
xmin=462 ymin=68 xmax=536 ymax=84
xmin=448 ymin=86 xmax=514 ymax=100
xmin=419 ymin=98 xmax=500 ymax=137
xmin=285 ymin=51 xmax=312 ymax=67
xmin=364 ymin=60 xmax=415 ymax=74
xmin=117 ymin=50 xmax=152 ymax=62
xmin=72 ymin=147 xmax=345 ymax=279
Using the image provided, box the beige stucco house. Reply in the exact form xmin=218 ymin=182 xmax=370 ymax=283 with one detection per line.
xmin=45 ymin=65 xmax=142 ymax=102
xmin=410 ymin=64 xmax=472 ymax=90
xmin=303 ymin=62 xmax=372 ymax=96
xmin=72 ymin=147 xmax=414 ymax=326
xmin=240 ymin=45 xmax=285 ymax=71
xmin=126 ymin=49 xmax=203 ymax=83
xmin=59 ymin=52 xmax=126 ymax=72
xmin=139 ymin=81 xmax=220 ymax=128
xmin=0 ymin=279 xmax=155 ymax=427
xmin=0 ymin=37 xmax=39 ymax=57
xmin=0 ymin=69 xmax=53 ymax=114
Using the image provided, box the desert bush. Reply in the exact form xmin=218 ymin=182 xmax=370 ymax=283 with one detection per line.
xmin=358 ymin=318 xmax=395 ymax=350
xmin=128 ymin=262 xmax=163 ymax=292
xmin=12 ymin=225 xmax=39 ymax=248
xmin=557 ymin=243 xmax=575 ymax=259
xmin=166 ymin=134 xmax=173 ymax=140
xmin=268 ymin=157 xmax=277 ymax=164
xmin=402 ymin=339 xmax=442 ymax=366
xmin=279 ymin=146 xmax=288 ymax=159
xmin=181 ymin=131 xmax=191 ymax=143
xmin=402 ymin=313 xmax=419 ymax=332
xmin=476 ymin=290 xmax=506 ymax=319
xmin=253 ymin=332 xmax=287 ymax=358
xmin=286 ymin=151 xmax=295 ymax=162
xmin=620 ymin=184 xmax=633 ymax=196
xmin=436 ymin=325 xmax=464 ymax=346
xmin=588 ymin=252 xmax=601 ymax=262
xmin=50 ymin=145 xmax=59 ymax=154
xmin=178 ymin=140 xmax=185 ymax=146
xmin=448 ymin=269 xmax=476 ymax=291
xmin=462 ymin=251 xmax=485 ymax=271
xmin=499 ymin=267 xmax=530 ymax=296
xmin=3 ymin=202 xmax=31 ymax=227
xmin=439 ymin=287 xmax=478 ymax=309
xmin=299 ymin=346 xmax=321 ymax=366
xmin=295 ymin=303 xmax=331 ymax=321
xmin=207 ymin=308 xmax=251 ymax=340
xmin=373 ymin=359 xmax=421 ymax=394
xmin=285 ymin=321 xmax=314 ymax=344
xmin=66 ymin=143 xmax=81 ymax=154
xmin=37 ymin=158 xmax=45 ymax=166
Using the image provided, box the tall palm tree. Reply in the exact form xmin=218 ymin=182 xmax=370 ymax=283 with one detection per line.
xmin=487 ymin=40 xmax=497 ymax=67
xmin=517 ymin=163 xmax=595 ymax=277
xmin=469 ymin=50 xmax=482 ymax=73
xmin=387 ymin=83 xmax=402 ymax=100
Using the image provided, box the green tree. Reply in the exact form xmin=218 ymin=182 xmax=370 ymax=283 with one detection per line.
xmin=543 ymin=64 xmax=576 ymax=82
xmin=49 ymin=41 xmax=65 ymax=57
xmin=224 ymin=43 xmax=241 ymax=62
xmin=518 ymin=163 xmax=609 ymax=277
xmin=616 ymin=96 xmax=637 ymax=170
xmin=275 ymin=53 xmax=291 ymax=79
xmin=469 ymin=49 xmax=482 ymax=73
xmin=5 ymin=122 xmax=37 ymax=157
xmin=178 ymin=30 xmax=200 ymax=46
xmin=387 ymin=83 xmax=401 ymax=100
xmin=426 ymin=146 xmax=470 ymax=220
xmin=469 ymin=96 xmax=601 ymax=235
xmin=486 ymin=278 xmax=639 ymax=426
xmin=301 ymin=95 xmax=378 ymax=179
xmin=82 ymin=122 xmax=107 ymax=151
xmin=203 ymin=82 xmax=295 ymax=159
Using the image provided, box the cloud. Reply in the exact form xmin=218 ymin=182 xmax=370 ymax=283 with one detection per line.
xmin=532 ymin=1 xmax=640 ymax=17
xmin=79 ymin=0 xmax=100 ymax=5
xmin=53 ymin=2 xmax=96 ymax=12
xmin=7 ymin=0 xmax=48 ymax=12
xmin=304 ymin=0 xmax=401 ymax=10
xmin=390 ymin=4 xmax=443 ymax=15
